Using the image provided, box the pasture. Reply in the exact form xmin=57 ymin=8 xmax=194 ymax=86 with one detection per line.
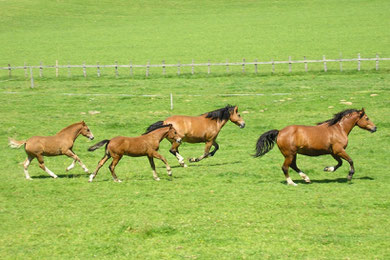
xmin=1 ymin=0 xmax=390 ymax=259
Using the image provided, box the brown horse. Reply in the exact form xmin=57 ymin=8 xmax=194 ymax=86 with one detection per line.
xmin=254 ymin=108 xmax=376 ymax=185
xmin=87 ymin=124 xmax=181 ymax=183
xmin=146 ymin=105 xmax=245 ymax=167
xmin=8 ymin=121 xmax=94 ymax=180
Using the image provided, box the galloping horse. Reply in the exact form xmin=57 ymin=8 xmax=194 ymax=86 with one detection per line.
xmin=87 ymin=124 xmax=181 ymax=183
xmin=254 ymin=108 xmax=376 ymax=186
xmin=146 ymin=105 xmax=245 ymax=167
xmin=8 ymin=121 xmax=94 ymax=180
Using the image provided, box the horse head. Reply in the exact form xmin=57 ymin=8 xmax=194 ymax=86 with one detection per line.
xmin=229 ymin=106 xmax=246 ymax=128
xmin=80 ymin=121 xmax=95 ymax=140
xmin=167 ymin=124 xmax=182 ymax=143
xmin=356 ymin=108 xmax=377 ymax=133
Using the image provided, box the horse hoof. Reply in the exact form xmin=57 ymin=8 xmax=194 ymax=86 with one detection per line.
xmin=287 ymin=182 xmax=298 ymax=186
xmin=154 ymin=178 xmax=160 ymax=181
xmin=26 ymin=177 xmax=33 ymax=181
xmin=114 ymin=179 xmax=122 ymax=183
xmin=324 ymin=166 xmax=334 ymax=172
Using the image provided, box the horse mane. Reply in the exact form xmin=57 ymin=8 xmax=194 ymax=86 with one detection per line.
xmin=317 ymin=109 xmax=360 ymax=126
xmin=142 ymin=124 xmax=171 ymax=135
xmin=57 ymin=121 xmax=83 ymax=134
xmin=204 ymin=105 xmax=236 ymax=121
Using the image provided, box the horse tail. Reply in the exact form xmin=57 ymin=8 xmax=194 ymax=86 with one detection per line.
xmin=88 ymin=139 xmax=110 ymax=152
xmin=8 ymin=138 xmax=26 ymax=149
xmin=254 ymin=129 xmax=279 ymax=157
xmin=146 ymin=120 xmax=164 ymax=132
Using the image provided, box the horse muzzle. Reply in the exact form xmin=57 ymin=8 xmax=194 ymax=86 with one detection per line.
xmin=176 ymin=138 xmax=182 ymax=143
xmin=239 ymin=122 xmax=246 ymax=129
xmin=370 ymin=126 xmax=377 ymax=133
xmin=89 ymin=136 xmax=95 ymax=140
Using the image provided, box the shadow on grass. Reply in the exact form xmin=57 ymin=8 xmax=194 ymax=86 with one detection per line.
xmin=170 ymin=160 xmax=242 ymax=169
xmin=33 ymin=173 xmax=90 ymax=179
xmin=284 ymin=176 xmax=374 ymax=185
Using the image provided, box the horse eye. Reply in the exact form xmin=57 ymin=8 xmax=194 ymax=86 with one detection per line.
xmin=87 ymin=129 xmax=90 ymax=132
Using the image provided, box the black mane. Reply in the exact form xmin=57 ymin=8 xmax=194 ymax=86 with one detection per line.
xmin=204 ymin=105 xmax=236 ymax=121
xmin=317 ymin=109 xmax=360 ymax=126
xmin=143 ymin=124 xmax=171 ymax=135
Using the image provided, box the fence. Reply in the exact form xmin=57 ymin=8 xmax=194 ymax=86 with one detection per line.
xmin=1 ymin=53 xmax=389 ymax=88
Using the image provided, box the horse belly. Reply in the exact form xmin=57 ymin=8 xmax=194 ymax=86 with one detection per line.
xmin=297 ymin=147 xmax=330 ymax=156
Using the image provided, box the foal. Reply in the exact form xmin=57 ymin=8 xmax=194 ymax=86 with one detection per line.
xmin=8 ymin=121 xmax=94 ymax=180
xmin=87 ymin=124 xmax=181 ymax=182
xmin=255 ymin=109 xmax=376 ymax=185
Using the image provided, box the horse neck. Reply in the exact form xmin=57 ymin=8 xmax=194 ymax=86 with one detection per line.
xmin=56 ymin=123 xmax=82 ymax=142
xmin=149 ymin=127 xmax=170 ymax=143
xmin=338 ymin=114 xmax=360 ymax=135
xmin=203 ymin=115 xmax=229 ymax=131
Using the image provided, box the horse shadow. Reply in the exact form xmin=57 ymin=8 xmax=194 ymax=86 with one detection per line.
xmin=32 ymin=173 xmax=89 ymax=179
xmin=286 ymin=176 xmax=374 ymax=185
xmin=170 ymin=160 xmax=242 ymax=169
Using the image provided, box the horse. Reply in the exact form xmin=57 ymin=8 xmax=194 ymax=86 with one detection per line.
xmin=8 ymin=121 xmax=94 ymax=180
xmin=254 ymin=108 xmax=376 ymax=186
xmin=146 ymin=105 xmax=245 ymax=167
xmin=87 ymin=124 xmax=181 ymax=183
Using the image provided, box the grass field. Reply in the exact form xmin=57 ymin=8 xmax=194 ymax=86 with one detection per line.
xmin=1 ymin=0 xmax=390 ymax=259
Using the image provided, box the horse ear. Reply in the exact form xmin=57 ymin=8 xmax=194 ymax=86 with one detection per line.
xmin=233 ymin=106 xmax=238 ymax=113
xmin=359 ymin=108 xmax=365 ymax=117
xmin=81 ymin=120 xmax=86 ymax=126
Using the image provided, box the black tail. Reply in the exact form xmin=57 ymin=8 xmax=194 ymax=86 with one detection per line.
xmin=88 ymin=139 xmax=110 ymax=151
xmin=146 ymin=120 xmax=164 ymax=132
xmin=254 ymin=129 xmax=279 ymax=157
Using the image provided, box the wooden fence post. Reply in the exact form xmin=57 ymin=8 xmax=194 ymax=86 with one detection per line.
xmin=288 ymin=56 xmax=292 ymax=72
xmin=339 ymin=53 xmax=343 ymax=72
xmin=304 ymin=56 xmax=308 ymax=72
xmin=177 ymin=61 xmax=181 ymax=75
xmin=208 ymin=60 xmax=211 ymax=74
xmin=130 ymin=61 xmax=133 ymax=76
xmin=8 ymin=64 xmax=11 ymax=77
xmin=146 ymin=61 xmax=150 ymax=77
xmin=272 ymin=59 xmax=275 ymax=73
xmin=30 ymin=66 xmax=34 ymax=88
xmin=97 ymin=62 xmax=100 ymax=77
xmin=56 ymin=60 xmax=59 ymax=77
xmin=83 ymin=62 xmax=87 ymax=78
xmin=254 ymin=59 xmax=258 ymax=74
xmin=39 ymin=62 xmax=43 ymax=77
xmin=162 ymin=60 xmax=166 ymax=76
xmin=68 ymin=63 xmax=71 ymax=77
xmin=242 ymin=58 xmax=245 ymax=73
xmin=115 ymin=61 xmax=118 ymax=78
xmin=376 ymin=54 xmax=379 ymax=71
xmin=357 ymin=53 xmax=361 ymax=71
xmin=323 ymin=55 xmax=327 ymax=72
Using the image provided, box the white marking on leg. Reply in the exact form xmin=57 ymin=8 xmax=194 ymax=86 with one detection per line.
xmin=299 ymin=172 xmax=311 ymax=183
xmin=286 ymin=177 xmax=297 ymax=186
xmin=66 ymin=160 xmax=76 ymax=171
xmin=88 ymin=174 xmax=94 ymax=182
xmin=78 ymin=161 xmax=89 ymax=173
xmin=325 ymin=166 xmax=335 ymax=172
xmin=24 ymin=159 xmax=32 ymax=180
xmin=45 ymin=167 xmax=58 ymax=178
xmin=176 ymin=153 xmax=188 ymax=167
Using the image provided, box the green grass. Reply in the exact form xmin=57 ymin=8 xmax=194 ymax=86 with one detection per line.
xmin=1 ymin=72 xmax=390 ymax=258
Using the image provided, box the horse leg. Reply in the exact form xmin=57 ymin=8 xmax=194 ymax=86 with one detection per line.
xmin=334 ymin=149 xmax=355 ymax=181
xmin=23 ymin=155 xmax=34 ymax=180
xmin=109 ymin=155 xmax=122 ymax=182
xmin=324 ymin=154 xmax=343 ymax=172
xmin=88 ymin=154 xmax=110 ymax=182
xmin=37 ymin=155 xmax=58 ymax=178
xmin=189 ymin=141 xmax=213 ymax=163
xmin=64 ymin=150 xmax=89 ymax=173
xmin=152 ymin=151 xmax=172 ymax=177
xmin=208 ymin=141 xmax=219 ymax=157
xmin=169 ymin=141 xmax=187 ymax=167
xmin=147 ymin=156 xmax=160 ymax=181
xmin=290 ymin=155 xmax=311 ymax=183
xmin=282 ymin=155 xmax=297 ymax=186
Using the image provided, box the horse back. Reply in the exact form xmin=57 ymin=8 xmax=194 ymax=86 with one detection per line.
xmin=25 ymin=135 xmax=68 ymax=156
xmin=108 ymin=136 xmax=152 ymax=157
xmin=164 ymin=115 xmax=219 ymax=143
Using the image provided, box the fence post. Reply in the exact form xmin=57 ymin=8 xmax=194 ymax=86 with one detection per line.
xmin=68 ymin=63 xmax=71 ymax=77
xmin=83 ymin=62 xmax=87 ymax=78
xmin=226 ymin=59 xmax=229 ymax=73
xmin=115 ymin=61 xmax=118 ymax=78
xmin=39 ymin=61 xmax=43 ymax=77
xmin=56 ymin=60 xmax=59 ymax=77
xmin=304 ymin=56 xmax=307 ymax=72
xmin=146 ymin=61 xmax=150 ymax=77
xmin=97 ymin=62 xmax=100 ymax=77
xmin=177 ymin=61 xmax=181 ymax=75
xmin=162 ymin=60 xmax=166 ymax=76
xmin=339 ymin=53 xmax=343 ymax=72
xmin=192 ymin=59 xmax=194 ymax=75
xmin=8 ymin=64 xmax=11 ymax=77
xmin=288 ymin=56 xmax=292 ymax=72
xmin=272 ymin=59 xmax=275 ymax=73
xmin=130 ymin=61 xmax=133 ymax=76
xmin=30 ymin=66 xmax=34 ymax=88
xmin=24 ymin=62 xmax=28 ymax=78
xmin=242 ymin=58 xmax=245 ymax=73
xmin=376 ymin=53 xmax=379 ymax=71
xmin=323 ymin=55 xmax=327 ymax=72
xmin=208 ymin=60 xmax=211 ymax=74
xmin=357 ymin=53 xmax=361 ymax=71
xmin=254 ymin=59 xmax=258 ymax=74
